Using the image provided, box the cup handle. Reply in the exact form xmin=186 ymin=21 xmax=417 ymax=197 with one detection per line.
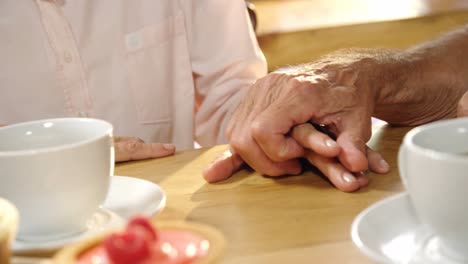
xmin=398 ymin=144 xmax=409 ymax=189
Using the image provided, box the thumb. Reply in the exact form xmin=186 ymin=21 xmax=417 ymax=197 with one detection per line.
xmin=457 ymin=91 xmax=468 ymax=117
xmin=203 ymin=150 xmax=244 ymax=183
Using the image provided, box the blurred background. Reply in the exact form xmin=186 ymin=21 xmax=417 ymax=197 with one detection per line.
xmin=247 ymin=0 xmax=468 ymax=71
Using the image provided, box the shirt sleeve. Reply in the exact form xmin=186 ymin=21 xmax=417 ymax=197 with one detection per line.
xmin=185 ymin=0 xmax=268 ymax=146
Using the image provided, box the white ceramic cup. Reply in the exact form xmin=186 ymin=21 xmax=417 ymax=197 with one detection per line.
xmin=0 ymin=118 xmax=114 ymax=241
xmin=398 ymin=117 xmax=468 ymax=260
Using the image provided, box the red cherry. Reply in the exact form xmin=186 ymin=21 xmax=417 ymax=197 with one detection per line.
xmin=104 ymin=231 xmax=150 ymax=264
xmin=127 ymin=216 xmax=158 ymax=242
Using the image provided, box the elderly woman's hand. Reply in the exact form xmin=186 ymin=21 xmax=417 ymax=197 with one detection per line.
xmin=114 ymin=136 xmax=175 ymax=162
xmin=204 ymin=123 xmax=389 ymax=192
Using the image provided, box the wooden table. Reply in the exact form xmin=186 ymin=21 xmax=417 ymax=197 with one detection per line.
xmin=115 ymin=125 xmax=411 ymax=264
xmin=252 ymin=0 xmax=468 ymax=71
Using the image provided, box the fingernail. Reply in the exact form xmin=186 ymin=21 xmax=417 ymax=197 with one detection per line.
xmin=163 ymin=143 xmax=175 ymax=151
xmin=379 ymin=159 xmax=389 ymax=170
xmin=342 ymin=172 xmax=356 ymax=183
xmin=325 ymin=139 xmax=337 ymax=148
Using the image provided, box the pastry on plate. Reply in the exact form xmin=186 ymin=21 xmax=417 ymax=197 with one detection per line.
xmin=0 ymin=198 xmax=19 ymax=264
xmin=54 ymin=216 xmax=226 ymax=264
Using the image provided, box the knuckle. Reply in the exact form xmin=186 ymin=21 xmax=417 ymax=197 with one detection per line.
xmin=256 ymin=73 xmax=278 ymax=87
xmin=267 ymin=72 xmax=284 ymax=80
xmin=275 ymin=148 xmax=287 ymax=160
xmin=272 ymin=149 xmax=293 ymax=162
xmin=124 ymin=140 xmax=142 ymax=154
xmin=289 ymin=80 xmax=315 ymax=100
xmin=275 ymin=142 xmax=301 ymax=161
xmin=229 ymin=136 xmax=249 ymax=152
xmin=250 ymin=120 xmax=267 ymax=139
xmin=286 ymin=78 xmax=305 ymax=93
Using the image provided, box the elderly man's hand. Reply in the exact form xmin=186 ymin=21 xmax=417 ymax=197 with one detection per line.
xmin=114 ymin=136 xmax=176 ymax=162
xmin=204 ymin=49 xmax=394 ymax=192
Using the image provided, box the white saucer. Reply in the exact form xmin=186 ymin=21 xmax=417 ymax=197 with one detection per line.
xmin=13 ymin=207 xmax=123 ymax=253
xmin=102 ymin=175 xmax=166 ymax=220
xmin=351 ymin=192 xmax=467 ymax=264
xmin=12 ymin=175 xmax=165 ymax=253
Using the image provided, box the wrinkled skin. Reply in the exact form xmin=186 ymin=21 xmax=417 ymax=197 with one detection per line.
xmin=204 ymin=48 xmax=468 ymax=192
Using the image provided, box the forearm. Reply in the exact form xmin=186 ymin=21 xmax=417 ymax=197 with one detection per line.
xmin=374 ymin=26 xmax=468 ymax=125
xmin=190 ymin=0 xmax=267 ymax=146
xmin=195 ymin=80 xmax=251 ymax=146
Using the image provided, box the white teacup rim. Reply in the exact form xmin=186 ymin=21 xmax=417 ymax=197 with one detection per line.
xmin=403 ymin=117 xmax=468 ymax=161
xmin=0 ymin=118 xmax=113 ymax=157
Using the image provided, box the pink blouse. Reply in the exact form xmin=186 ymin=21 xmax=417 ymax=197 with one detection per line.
xmin=0 ymin=0 xmax=267 ymax=149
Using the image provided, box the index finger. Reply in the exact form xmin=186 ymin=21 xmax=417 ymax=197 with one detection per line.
xmin=251 ymin=97 xmax=315 ymax=162
xmin=335 ymin=114 xmax=372 ymax=172
xmin=291 ymin=123 xmax=341 ymax=158
xmin=115 ymin=140 xmax=176 ymax=162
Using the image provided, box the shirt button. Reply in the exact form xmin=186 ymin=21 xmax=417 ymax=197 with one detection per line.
xmin=77 ymin=112 xmax=89 ymax=117
xmin=64 ymin=51 xmax=73 ymax=63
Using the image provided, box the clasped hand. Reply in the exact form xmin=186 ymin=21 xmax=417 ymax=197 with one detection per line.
xmin=204 ymin=53 xmax=391 ymax=192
